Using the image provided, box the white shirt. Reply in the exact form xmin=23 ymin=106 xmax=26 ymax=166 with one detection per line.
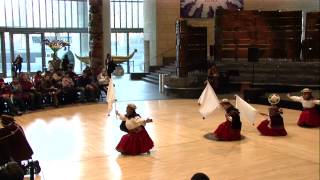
xmin=289 ymin=96 xmax=320 ymax=108
xmin=118 ymin=114 xmax=147 ymax=130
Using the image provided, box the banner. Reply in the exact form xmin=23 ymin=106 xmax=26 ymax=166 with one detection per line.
xmin=180 ymin=0 xmax=244 ymax=18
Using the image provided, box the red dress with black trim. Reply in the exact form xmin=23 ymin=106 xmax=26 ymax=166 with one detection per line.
xmin=213 ymin=106 xmax=242 ymax=141
xmin=257 ymin=106 xmax=287 ymax=136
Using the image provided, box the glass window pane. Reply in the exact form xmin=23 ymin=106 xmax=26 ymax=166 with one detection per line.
xmin=114 ymin=2 xmax=120 ymax=28
xmin=72 ymin=1 xmax=78 ymax=28
xmin=19 ymin=0 xmax=27 ymax=27
xmin=120 ymin=2 xmax=126 ymax=28
xmin=129 ymin=33 xmax=144 ymax=72
xmin=0 ymin=1 xmax=6 ymax=27
xmin=83 ymin=1 xmax=88 ymax=27
xmin=80 ymin=33 xmax=89 ymax=72
xmin=78 ymin=1 xmax=84 ymax=28
xmin=33 ymin=0 xmax=40 ymax=27
xmin=46 ymin=0 xmax=53 ymax=28
xmin=66 ymin=1 xmax=72 ymax=28
xmin=29 ymin=34 xmax=42 ymax=72
xmin=12 ymin=0 xmax=20 ymax=27
xmin=52 ymin=0 xmax=59 ymax=27
xmin=116 ymin=33 xmax=127 ymax=56
xmin=139 ymin=2 xmax=143 ymax=28
xmin=59 ymin=0 xmax=66 ymax=28
xmin=26 ymin=0 xmax=33 ymax=27
xmin=44 ymin=33 xmax=56 ymax=69
xmin=68 ymin=33 xmax=81 ymax=73
xmin=132 ymin=2 xmax=138 ymax=28
xmin=5 ymin=33 xmax=12 ymax=77
xmin=13 ymin=34 xmax=28 ymax=73
xmin=40 ymin=0 xmax=46 ymax=28
xmin=110 ymin=2 xmax=114 ymax=28
xmin=5 ymin=0 xmax=13 ymax=27
xmin=111 ymin=33 xmax=116 ymax=55
xmin=56 ymin=33 xmax=68 ymax=59
xmin=126 ymin=2 xmax=132 ymax=28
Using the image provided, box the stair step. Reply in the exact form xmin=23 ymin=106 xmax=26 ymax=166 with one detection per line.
xmin=145 ymin=74 xmax=159 ymax=80
xmin=142 ymin=77 xmax=159 ymax=84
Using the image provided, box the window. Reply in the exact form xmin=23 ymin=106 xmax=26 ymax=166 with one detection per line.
xmin=110 ymin=0 xmax=144 ymax=73
xmin=0 ymin=0 xmax=89 ymax=77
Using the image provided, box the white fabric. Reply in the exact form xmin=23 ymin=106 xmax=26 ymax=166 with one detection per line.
xmin=106 ymin=78 xmax=116 ymax=113
xmin=118 ymin=114 xmax=147 ymax=130
xmin=235 ymin=95 xmax=257 ymax=124
xmin=289 ymin=96 xmax=320 ymax=108
xmin=198 ymin=83 xmax=220 ymax=118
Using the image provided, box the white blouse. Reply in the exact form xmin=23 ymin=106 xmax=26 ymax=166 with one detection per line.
xmin=288 ymin=96 xmax=320 ymax=108
xmin=118 ymin=114 xmax=147 ymax=130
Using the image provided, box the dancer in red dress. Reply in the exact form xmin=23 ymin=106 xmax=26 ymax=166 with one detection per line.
xmin=0 ymin=115 xmax=33 ymax=165
xmin=257 ymin=94 xmax=287 ymax=136
xmin=288 ymin=88 xmax=320 ymax=127
xmin=115 ymin=104 xmax=154 ymax=155
xmin=213 ymin=99 xmax=242 ymax=141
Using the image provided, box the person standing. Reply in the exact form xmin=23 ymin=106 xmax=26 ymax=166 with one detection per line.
xmin=106 ymin=53 xmax=116 ymax=78
xmin=13 ymin=55 xmax=23 ymax=77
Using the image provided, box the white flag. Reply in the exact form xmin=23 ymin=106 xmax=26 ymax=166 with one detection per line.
xmin=107 ymin=78 xmax=116 ymax=114
xmin=198 ymin=83 xmax=220 ymax=119
xmin=235 ymin=95 xmax=257 ymax=124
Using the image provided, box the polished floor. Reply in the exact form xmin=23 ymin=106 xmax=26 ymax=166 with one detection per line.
xmin=16 ymin=100 xmax=319 ymax=180
xmin=12 ymin=75 xmax=320 ymax=180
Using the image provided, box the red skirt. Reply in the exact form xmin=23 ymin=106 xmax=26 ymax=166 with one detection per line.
xmin=2 ymin=124 xmax=33 ymax=162
xmin=297 ymin=108 xmax=320 ymax=127
xmin=116 ymin=127 xmax=154 ymax=155
xmin=257 ymin=120 xmax=287 ymax=136
xmin=213 ymin=120 xmax=241 ymax=141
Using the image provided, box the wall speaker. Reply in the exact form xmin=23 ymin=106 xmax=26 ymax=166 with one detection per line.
xmin=248 ymin=47 xmax=260 ymax=62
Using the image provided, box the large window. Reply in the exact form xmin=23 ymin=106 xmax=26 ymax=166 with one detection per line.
xmin=0 ymin=0 xmax=89 ymax=77
xmin=111 ymin=0 xmax=144 ymax=73
xmin=0 ymin=0 xmax=88 ymax=29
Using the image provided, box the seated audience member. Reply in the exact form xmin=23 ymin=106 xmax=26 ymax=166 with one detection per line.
xmin=97 ymin=70 xmax=110 ymax=94
xmin=62 ymin=72 xmax=77 ymax=103
xmin=0 ymin=80 xmax=22 ymax=115
xmin=33 ymin=71 xmax=43 ymax=90
xmin=40 ymin=73 xmax=62 ymax=107
xmin=19 ymin=73 xmax=43 ymax=110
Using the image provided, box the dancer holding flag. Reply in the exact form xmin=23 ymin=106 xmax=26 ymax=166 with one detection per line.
xmin=212 ymin=99 xmax=242 ymax=141
xmin=115 ymin=104 xmax=154 ymax=155
xmin=257 ymin=94 xmax=287 ymax=136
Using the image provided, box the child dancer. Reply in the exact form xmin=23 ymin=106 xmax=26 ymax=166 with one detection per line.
xmin=257 ymin=94 xmax=287 ymax=136
xmin=212 ymin=99 xmax=242 ymax=141
xmin=287 ymin=88 xmax=320 ymax=127
xmin=115 ymin=104 xmax=154 ymax=155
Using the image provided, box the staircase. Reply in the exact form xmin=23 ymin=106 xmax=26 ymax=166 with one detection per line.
xmin=142 ymin=63 xmax=176 ymax=84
